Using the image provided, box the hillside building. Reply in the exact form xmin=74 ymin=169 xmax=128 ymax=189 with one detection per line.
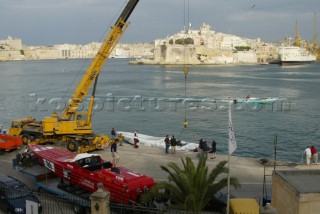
xmin=0 ymin=25 xmax=278 ymax=64
xmin=135 ymin=23 xmax=273 ymax=65
xmin=0 ymin=36 xmax=24 ymax=60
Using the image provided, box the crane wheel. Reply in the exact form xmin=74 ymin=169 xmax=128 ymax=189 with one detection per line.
xmin=67 ymin=141 xmax=78 ymax=152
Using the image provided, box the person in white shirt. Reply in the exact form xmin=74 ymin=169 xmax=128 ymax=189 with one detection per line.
xmin=304 ymin=146 xmax=312 ymax=166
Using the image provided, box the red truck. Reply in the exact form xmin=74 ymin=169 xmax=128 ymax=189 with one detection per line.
xmin=0 ymin=133 xmax=22 ymax=155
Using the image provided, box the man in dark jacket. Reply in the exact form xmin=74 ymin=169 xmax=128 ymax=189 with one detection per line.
xmin=170 ymin=135 xmax=177 ymax=154
xmin=209 ymin=138 xmax=217 ymax=159
xmin=164 ymin=135 xmax=170 ymax=154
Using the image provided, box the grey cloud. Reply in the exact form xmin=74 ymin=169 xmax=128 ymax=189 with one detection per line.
xmin=0 ymin=0 xmax=319 ymax=45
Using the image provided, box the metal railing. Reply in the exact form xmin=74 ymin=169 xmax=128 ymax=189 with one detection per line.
xmin=0 ymin=186 xmax=223 ymax=214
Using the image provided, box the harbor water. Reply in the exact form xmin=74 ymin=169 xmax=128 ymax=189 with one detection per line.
xmin=0 ymin=59 xmax=319 ymax=163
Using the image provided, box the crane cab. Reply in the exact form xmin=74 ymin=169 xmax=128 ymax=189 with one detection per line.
xmin=42 ymin=112 xmax=92 ymax=136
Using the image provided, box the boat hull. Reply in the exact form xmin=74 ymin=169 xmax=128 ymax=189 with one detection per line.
xmin=278 ymin=46 xmax=316 ymax=66
xmin=280 ymin=61 xmax=315 ymax=66
xmin=28 ymin=145 xmax=155 ymax=204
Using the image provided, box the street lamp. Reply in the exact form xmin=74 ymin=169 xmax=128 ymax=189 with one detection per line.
xmin=273 ymin=134 xmax=277 ymax=171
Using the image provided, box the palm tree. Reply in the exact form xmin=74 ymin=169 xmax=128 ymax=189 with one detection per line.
xmin=140 ymin=154 xmax=241 ymax=213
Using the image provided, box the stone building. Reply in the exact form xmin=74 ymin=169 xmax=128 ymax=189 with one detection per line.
xmin=272 ymin=170 xmax=320 ymax=214
xmin=0 ymin=36 xmax=153 ymax=61
xmin=0 ymin=36 xmax=23 ymax=50
xmin=0 ymin=28 xmax=279 ymax=63
xmin=142 ymin=23 xmax=266 ymax=65
xmin=0 ymin=36 xmax=24 ymax=60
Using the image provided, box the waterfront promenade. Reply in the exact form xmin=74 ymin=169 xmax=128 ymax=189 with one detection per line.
xmin=0 ymin=141 xmax=318 ymax=209
xmin=115 ymin=142 xmax=320 ymax=201
xmin=111 ymin=142 xmax=286 ymax=201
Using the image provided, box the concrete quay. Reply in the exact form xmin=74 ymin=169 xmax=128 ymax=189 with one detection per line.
xmin=1 ymin=142 xmax=319 ymax=211
xmin=108 ymin=143 xmax=282 ymax=201
xmin=113 ymin=143 xmax=320 ymax=201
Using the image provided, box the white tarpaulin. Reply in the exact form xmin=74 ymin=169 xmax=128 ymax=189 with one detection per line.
xmin=119 ymin=131 xmax=199 ymax=152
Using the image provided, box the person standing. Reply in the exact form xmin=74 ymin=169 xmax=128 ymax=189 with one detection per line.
xmin=164 ymin=135 xmax=170 ymax=154
xmin=198 ymin=139 xmax=204 ymax=153
xmin=209 ymin=138 xmax=217 ymax=159
xmin=111 ymin=141 xmax=120 ymax=168
xmin=199 ymin=139 xmax=210 ymax=153
xmin=304 ymin=146 xmax=312 ymax=166
xmin=170 ymin=135 xmax=177 ymax=154
xmin=133 ymin=132 xmax=139 ymax=148
xmin=111 ymin=128 xmax=122 ymax=146
xmin=111 ymin=128 xmax=116 ymax=138
xmin=311 ymin=146 xmax=318 ymax=165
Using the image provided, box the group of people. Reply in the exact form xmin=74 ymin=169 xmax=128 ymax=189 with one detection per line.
xmin=112 ymin=128 xmax=219 ymax=169
xmin=164 ymin=135 xmax=178 ymax=154
xmin=107 ymin=128 xmax=320 ymax=171
xmin=164 ymin=135 xmax=217 ymax=159
xmin=199 ymin=138 xmax=217 ymax=159
xmin=304 ymin=146 xmax=318 ymax=166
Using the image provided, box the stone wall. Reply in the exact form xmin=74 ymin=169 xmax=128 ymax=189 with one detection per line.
xmin=271 ymin=172 xmax=299 ymax=214
xmin=234 ymin=51 xmax=257 ymax=63
xmin=299 ymin=193 xmax=320 ymax=213
xmin=0 ymin=37 xmax=23 ymax=50
xmin=272 ymin=171 xmax=320 ymax=214
xmin=0 ymin=50 xmax=24 ymax=60
xmin=154 ymin=44 xmax=198 ymax=64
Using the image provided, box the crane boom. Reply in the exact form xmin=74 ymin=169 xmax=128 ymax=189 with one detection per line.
xmin=61 ymin=0 xmax=139 ymax=120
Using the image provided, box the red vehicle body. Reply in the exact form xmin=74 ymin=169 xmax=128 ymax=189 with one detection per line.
xmin=28 ymin=144 xmax=155 ymax=204
xmin=0 ymin=134 xmax=22 ymax=155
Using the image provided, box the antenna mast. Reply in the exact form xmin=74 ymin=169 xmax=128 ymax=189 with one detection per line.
xmin=314 ymin=12 xmax=318 ymax=52
xmin=295 ymin=20 xmax=301 ymax=47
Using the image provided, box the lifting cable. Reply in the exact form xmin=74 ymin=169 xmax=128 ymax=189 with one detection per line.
xmin=177 ymin=0 xmax=203 ymax=143
xmin=177 ymin=66 xmax=189 ymax=139
xmin=178 ymin=0 xmax=195 ymax=141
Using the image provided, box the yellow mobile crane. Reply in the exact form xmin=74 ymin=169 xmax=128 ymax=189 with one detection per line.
xmin=9 ymin=0 xmax=140 ymax=153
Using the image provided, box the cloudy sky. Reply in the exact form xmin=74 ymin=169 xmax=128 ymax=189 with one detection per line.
xmin=1 ymin=0 xmax=319 ymax=46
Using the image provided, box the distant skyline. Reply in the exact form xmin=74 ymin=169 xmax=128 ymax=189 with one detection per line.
xmin=1 ymin=0 xmax=319 ymax=46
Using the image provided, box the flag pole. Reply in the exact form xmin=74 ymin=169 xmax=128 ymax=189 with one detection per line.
xmin=227 ymin=147 xmax=231 ymax=214
xmin=227 ymin=100 xmax=237 ymax=214
xmin=227 ymin=101 xmax=232 ymax=214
